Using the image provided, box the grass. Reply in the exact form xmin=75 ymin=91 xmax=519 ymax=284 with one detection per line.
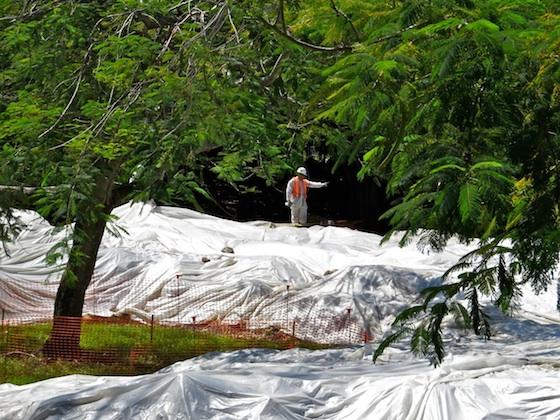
xmin=0 ymin=356 xmax=134 ymax=385
xmin=0 ymin=320 xmax=332 ymax=385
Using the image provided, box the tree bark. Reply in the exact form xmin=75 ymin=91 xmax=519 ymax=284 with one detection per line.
xmin=53 ymin=213 xmax=108 ymax=318
xmin=43 ymin=169 xmax=116 ymax=358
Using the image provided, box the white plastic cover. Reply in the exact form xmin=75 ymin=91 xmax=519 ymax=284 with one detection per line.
xmin=0 ymin=345 xmax=559 ymax=419
xmin=1 ymin=202 xmax=560 ymax=419
xmin=0 ymin=201 xmax=475 ymax=338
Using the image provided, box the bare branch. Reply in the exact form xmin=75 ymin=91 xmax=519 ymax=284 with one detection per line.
xmin=259 ymin=17 xmax=352 ymax=53
xmin=47 ymin=88 xmax=129 ymax=152
xmin=168 ymin=1 xmax=192 ymax=13
xmin=261 ymin=52 xmax=287 ymax=87
xmin=0 ymin=185 xmax=59 ymax=194
xmin=160 ymin=120 xmax=186 ymax=142
xmin=38 ymin=38 xmax=95 ymax=139
xmin=226 ymin=6 xmax=240 ymax=44
xmin=117 ymin=11 xmax=137 ymax=37
xmin=92 ymin=83 xmax=143 ymax=136
xmin=52 ymin=70 xmax=80 ymax=93
xmin=371 ymin=21 xmax=424 ymax=44
xmin=38 ymin=73 xmax=82 ymax=139
xmin=47 ymin=125 xmax=92 ymax=151
xmin=205 ymin=4 xmax=228 ymax=40
xmin=0 ymin=0 xmax=63 ymax=25
xmin=37 ymin=12 xmax=130 ymax=140
xmin=179 ymin=4 xmax=228 ymax=50
xmin=158 ymin=11 xmax=198 ymax=59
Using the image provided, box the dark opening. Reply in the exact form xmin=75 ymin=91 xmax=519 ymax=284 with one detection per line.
xmin=198 ymin=160 xmax=391 ymax=234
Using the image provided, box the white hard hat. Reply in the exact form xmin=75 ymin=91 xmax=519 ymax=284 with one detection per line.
xmin=296 ymin=167 xmax=308 ymax=177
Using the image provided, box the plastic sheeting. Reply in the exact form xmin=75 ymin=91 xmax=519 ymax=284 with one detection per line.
xmin=1 ymin=202 xmax=560 ymax=419
xmin=1 ymin=345 xmax=559 ymax=419
xmin=0 ymin=202 xmax=472 ymax=338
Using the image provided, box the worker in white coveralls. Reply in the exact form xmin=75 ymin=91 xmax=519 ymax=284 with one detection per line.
xmin=285 ymin=167 xmax=328 ymax=225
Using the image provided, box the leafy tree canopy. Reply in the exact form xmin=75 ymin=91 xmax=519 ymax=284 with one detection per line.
xmin=2 ymin=0 xmax=560 ymax=364
xmin=0 ymin=0 xmax=334 ymax=326
xmin=294 ymin=0 xmax=560 ymax=364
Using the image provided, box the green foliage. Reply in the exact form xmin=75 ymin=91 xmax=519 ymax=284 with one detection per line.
xmin=2 ymin=0 xmax=560 ymax=363
xmin=299 ymin=0 xmax=560 ymax=365
xmin=0 ymin=0 xmax=328 ymax=319
xmin=0 ymin=0 xmax=311 ymax=222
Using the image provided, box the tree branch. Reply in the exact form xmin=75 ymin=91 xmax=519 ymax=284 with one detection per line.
xmin=157 ymin=10 xmax=198 ymax=59
xmin=371 ymin=21 xmax=425 ymax=44
xmin=226 ymin=6 xmax=240 ymax=43
xmin=0 ymin=185 xmax=58 ymax=194
xmin=0 ymin=185 xmax=58 ymax=213
xmin=261 ymin=52 xmax=287 ymax=87
xmin=278 ymin=0 xmax=287 ymax=33
xmin=0 ymin=0 xmax=63 ymax=25
xmin=258 ymin=17 xmax=352 ymax=53
xmin=38 ymin=72 xmax=82 ymax=139
xmin=178 ymin=3 xmax=227 ymax=51
xmin=37 ymin=10 xmax=121 ymax=140
xmin=329 ymin=0 xmax=361 ymax=41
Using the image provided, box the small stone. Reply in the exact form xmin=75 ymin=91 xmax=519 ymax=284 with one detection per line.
xmin=221 ymin=246 xmax=234 ymax=254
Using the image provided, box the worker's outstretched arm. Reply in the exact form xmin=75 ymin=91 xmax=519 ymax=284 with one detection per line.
xmin=306 ymin=180 xmax=328 ymax=188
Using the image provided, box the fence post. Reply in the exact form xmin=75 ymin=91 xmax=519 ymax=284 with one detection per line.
xmin=92 ymin=278 xmax=96 ymax=316
xmin=347 ymin=308 xmax=352 ymax=344
xmin=0 ymin=310 xmax=5 ymax=376
xmin=285 ymin=284 xmax=290 ymax=332
xmin=557 ymin=277 xmax=560 ymax=312
xmin=0 ymin=309 xmax=4 ymax=351
xmin=176 ymin=274 xmax=181 ymax=326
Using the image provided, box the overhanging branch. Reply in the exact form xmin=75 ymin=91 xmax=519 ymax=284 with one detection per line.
xmin=0 ymin=185 xmax=42 ymax=211
xmin=258 ymin=17 xmax=352 ymax=53
xmin=371 ymin=21 xmax=425 ymax=44
xmin=0 ymin=185 xmax=58 ymax=194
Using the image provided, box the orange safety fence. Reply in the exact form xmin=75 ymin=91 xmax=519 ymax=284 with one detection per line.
xmin=0 ymin=279 xmax=373 ymax=370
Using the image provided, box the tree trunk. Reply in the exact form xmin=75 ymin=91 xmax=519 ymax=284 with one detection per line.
xmin=43 ymin=170 xmax=115 ymax=358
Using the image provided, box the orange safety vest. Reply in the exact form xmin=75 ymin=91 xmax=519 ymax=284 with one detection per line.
xmin=292 ymin=177 xmax=308 ymax=199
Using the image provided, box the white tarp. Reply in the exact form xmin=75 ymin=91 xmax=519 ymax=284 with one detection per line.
xmin=0 ymin=201 xmax=473 ymax=339
xmin=0 ymin=345 xmax=559 ymax=419
xmin=1 ymin=202 xmax=560 ymax=419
